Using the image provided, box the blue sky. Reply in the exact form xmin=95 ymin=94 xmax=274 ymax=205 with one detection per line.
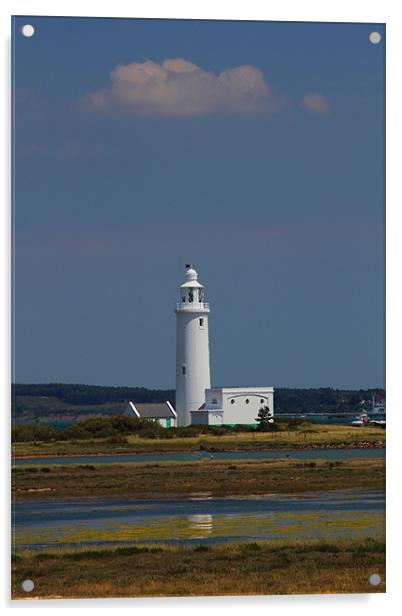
xmin=12 ymin=16 xmax=385 ymax=389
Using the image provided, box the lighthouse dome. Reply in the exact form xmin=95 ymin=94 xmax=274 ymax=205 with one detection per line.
xmin=185 ymin=266 xmax=198 ymax=282
xmin=181 ymin=264 xmax=203 ymax=288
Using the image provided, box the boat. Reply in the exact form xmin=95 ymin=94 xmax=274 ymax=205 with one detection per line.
xmin=350 ymin=412 xmax=386 ymax=429
xmin=351 ymin=413 xmax=370 ymax=426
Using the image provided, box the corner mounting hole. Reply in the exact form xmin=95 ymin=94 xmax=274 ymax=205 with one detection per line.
xmin=21 ymin=579 xmax=34 ymax=592
xmin=369 ymin=573 xmax=381 ymax=586
xmin=21 ymin=24 xmax=35 ymax=38
xmin=369 ymin=32 xmax=381 ymax=45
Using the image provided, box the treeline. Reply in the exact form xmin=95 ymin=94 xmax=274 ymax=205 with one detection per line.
xmin=12 ymin=384 xmax=386 ymax=418
xmin=12 ymin=383 xmax=175 ymax=405
xmin=274 ymin=388 xmax=385 ymax=415
xmin=12 ymin=415 xmax=261 ymax=443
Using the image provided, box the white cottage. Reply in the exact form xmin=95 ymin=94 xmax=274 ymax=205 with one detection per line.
xmin=191 ymin=387 xmax=274 ymax=426
xmin=125 ymin=401 xmax=177 ymax=428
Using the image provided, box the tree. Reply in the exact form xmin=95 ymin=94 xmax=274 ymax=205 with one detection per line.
xmin=255 ymin=406 xmax=273 ymax=431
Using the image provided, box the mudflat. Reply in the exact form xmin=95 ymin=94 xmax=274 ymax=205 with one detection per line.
xmin=12 ymin=457 xmax=385 ymax=501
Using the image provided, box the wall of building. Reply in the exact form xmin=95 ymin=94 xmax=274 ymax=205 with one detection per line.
xmin=205 ymin=388 xmax=274 ymax=425
xmin=207 ymin=411 xmax=224 ymax=425
xmin=190 ymin=409 xmax=224 ymax=425
xmin=223 ymin=390 xmax=273 ymax=425
xmin=155 ymin=417 xmax=174 ymax=428
xmin=205 ymin=389 xmax=223 ymax=409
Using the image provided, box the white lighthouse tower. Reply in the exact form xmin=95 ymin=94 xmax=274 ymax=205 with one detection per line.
xmin=175 ymin=264 xmax=211 ymax=426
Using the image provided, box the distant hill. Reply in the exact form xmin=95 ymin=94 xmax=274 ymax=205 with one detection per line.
xmin=274 ymin=387 xmax=385 ymax=415
xmin=11 ymin=383 xmax=385 ymax=422
xmin=12 ymin=383 xmax=175 ymax=422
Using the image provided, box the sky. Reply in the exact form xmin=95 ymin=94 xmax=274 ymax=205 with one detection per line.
xmin=12 ymin=16 xmax=385 ymax=390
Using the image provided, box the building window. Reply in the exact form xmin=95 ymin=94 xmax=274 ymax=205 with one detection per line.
xmin=230 ymin=399 xmax=235 ymax=404
xmin=212 ymin=398 xmax=217 ymax=404
xmin=199 ymin=318 xmax=204 ymax=327
xmin=245 ymin=399 xmax=250 ymax=404
xmin=182 ymin=365 xmax=186 ymax=376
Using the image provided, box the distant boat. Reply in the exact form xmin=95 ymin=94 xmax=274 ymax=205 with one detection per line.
xmin=351 ymin=413 xmax=370 ymax=426
xmin=351 ymin=412 xmax=385 ymax=428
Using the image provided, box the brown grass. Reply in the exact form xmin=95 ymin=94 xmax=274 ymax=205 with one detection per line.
xmin=12 ymin=457 xmax=385 ymax=501
xmin=12 ymin=424 xmax=385 ymax=458
xmin=11 ymin=538 xmax=385 ymax=599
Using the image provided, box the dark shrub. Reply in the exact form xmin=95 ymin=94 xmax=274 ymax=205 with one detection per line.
xmin=193 ymin=545 xmax=209 ymax=552
xmin=243 ymin=542 xmax=262 ymax=551
xmin=11 ymin=423 xmax=61 ymax=443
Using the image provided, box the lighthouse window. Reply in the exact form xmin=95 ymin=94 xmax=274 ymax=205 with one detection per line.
xmin=212 ymin=398 xmax=217 ymax=404
xmin=260 ymin=399 xmax=265 ymax=404
xmin=188 ymin=289 xmax=194 ymax=302
xmin=182 ymin=365 xmax=186 ymax=376
xmin=199 ymin=318 xmax=204 ymax=327
xmin=245 ymin=399 xmax=250 ymax=404
xmin=230 ymin=399 xmax=235 ymax=404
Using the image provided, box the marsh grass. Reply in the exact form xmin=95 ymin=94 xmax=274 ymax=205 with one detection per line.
xmin=12 ymin=457 xmax=385 ymax=501
xmin=12 ymin=424 xmax=385 ymax=458
xmin=11 ymin=537 xmax=385 ymax=599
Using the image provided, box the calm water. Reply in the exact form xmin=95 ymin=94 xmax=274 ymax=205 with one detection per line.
xmin=12 ymin=489 xmax=384 ymax=550
xmin=13 ymin=447 xmax=385 ymax=467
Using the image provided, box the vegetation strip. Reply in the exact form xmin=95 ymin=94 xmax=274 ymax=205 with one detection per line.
xmin=12 ymin=457 xmax=385 ymax=501
xmin=12 ymin=537 xmax=385 ymax=598
xmin=12 ymin=421 xmax=385 ymax=458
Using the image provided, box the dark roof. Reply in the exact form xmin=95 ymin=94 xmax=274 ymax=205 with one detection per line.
xmin=127 ymin=402 xmax=176 ymax=419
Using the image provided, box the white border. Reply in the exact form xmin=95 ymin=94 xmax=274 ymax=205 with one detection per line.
xmin=2 ymin=1 xmax=401 ymax=614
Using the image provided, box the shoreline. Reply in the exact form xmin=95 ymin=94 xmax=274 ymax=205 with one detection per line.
xmin=12 ymin=441 xmax=385 ymax=460
xmin=12 ymin=457 xmax=385 ymax=501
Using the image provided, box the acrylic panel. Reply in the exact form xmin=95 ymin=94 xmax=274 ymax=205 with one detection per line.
xmin=11 ymin=16 xmax=385 ymax=599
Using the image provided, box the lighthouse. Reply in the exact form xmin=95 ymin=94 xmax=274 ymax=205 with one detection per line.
xmin=175 ymin=264 xmax=211 ymax=426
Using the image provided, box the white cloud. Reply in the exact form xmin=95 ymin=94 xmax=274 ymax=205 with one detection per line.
xmin=82 ymin=58 xmax=273 ymax=116
xmin=300 ymin=93 xmax=330 ymax=114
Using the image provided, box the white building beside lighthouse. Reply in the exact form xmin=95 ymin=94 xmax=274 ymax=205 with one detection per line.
xmin=175 ymin=264 xmax=274 ymax=427
xmin=175 ymin=264 xmax=211 ymax=426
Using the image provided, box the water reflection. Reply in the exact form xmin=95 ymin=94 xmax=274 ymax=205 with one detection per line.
xmin=188 ymin=514 xmax=213 ymax=538
xmin=13 ymin=489 xmax=385 ymax=550
xmin=189 ymin=492 xmax=212 ymax=500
